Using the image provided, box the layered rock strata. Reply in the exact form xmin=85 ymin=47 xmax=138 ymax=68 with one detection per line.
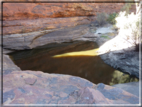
xmin=3 ymin=3 xmax=125 ymax=21
xmin=3 ymin=24 xmax=95 ymax=50
xmin=3 ymin=2 xmax=136 ymax=50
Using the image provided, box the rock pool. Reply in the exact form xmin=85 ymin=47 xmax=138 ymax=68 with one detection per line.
xmin=8 ymin=41 xmax=138 ymax=85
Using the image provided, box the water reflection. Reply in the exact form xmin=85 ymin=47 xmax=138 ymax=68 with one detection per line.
xmin=8 ymin=41 xmax=138 ymax=85
xmin=53 ymin=48 xmax=99 ymax=57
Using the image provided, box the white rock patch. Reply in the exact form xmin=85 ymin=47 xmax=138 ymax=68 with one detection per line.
xmin=95 ymin=26 xmax=115 ymax=35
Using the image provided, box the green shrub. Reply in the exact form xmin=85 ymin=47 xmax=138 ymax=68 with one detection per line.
xmin=96 ymin=12 xmax=118 ymax=25
xmin=101 ymin=35 xmax=109 ymax=39
xmin=107 ymin=13 xmax=118 ymax=24
xmin=96 ymin=12 xmax=108 ymax=26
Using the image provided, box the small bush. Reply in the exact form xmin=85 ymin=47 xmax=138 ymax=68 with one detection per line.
xmin=95 ymin=12 xmax=108 ymax=26
xmin=107 ymin=13 xmax=118 ymax=24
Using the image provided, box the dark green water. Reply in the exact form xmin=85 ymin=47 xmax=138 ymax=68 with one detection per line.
xmin=8 ymin=41 xmax=138 ymax=85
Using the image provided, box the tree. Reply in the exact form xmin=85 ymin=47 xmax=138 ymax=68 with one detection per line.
xmin=115 ymin=0 xmax=141 ymax=51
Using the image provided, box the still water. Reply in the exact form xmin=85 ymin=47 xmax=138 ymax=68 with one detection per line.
xmin=8 ymin=41 xmax=138 ymax=85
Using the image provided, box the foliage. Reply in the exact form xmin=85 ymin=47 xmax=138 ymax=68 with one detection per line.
xmin=101 ymin=35 xmax=109 ymax=39
xmin=115 ymin=10 xmax=140 ymax=50
xmin=96 ymin=12 xmax=118 ymax=25
xmin=107 ymin=13 xmax=118 ymax=24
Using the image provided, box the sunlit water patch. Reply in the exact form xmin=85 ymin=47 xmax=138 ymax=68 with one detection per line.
xmin=8 ymin=41 xmax=138 ymax=85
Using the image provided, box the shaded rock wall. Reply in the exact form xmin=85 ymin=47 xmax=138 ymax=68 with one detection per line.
xmin=2 ymin=2 xmax=136 ymax=50
xmin=3 ymin=24 xmax=93 ymax=50
xmin=3 ymin=3 xmax=125 ymax=21
xmin=3 ymin=1 xmax=136 ymax=21
xmin=3 ymin=3 xmax=128 ymax=35
xmin=3 ymin=17 xmax=91 ymax=35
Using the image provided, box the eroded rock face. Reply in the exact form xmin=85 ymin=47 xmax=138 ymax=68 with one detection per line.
xmin=3 ymin=3 xmax=125 ymax=21
xmin=3 ymin=24 xmax=95 ymax=50
xmin=3 ymin=2 xmax=135 ymax=35
xmin=2 ymin=55 xmax=139 ymax=105
xmin=3 ymin=17 xmax=92 ymax=35
xmin=2 ymin=2 xmax=126 ymax=35
xmin=2 ymin=2 xmax=136 ymax=50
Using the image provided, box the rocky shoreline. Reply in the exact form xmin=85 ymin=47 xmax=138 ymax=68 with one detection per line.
xmin=2 ymin=24 xmax=140 ymax=105
xmin=1 ymin=2 xmax=140 ymax=105
xmin=2 ymin=54 xmax=140 ymax=105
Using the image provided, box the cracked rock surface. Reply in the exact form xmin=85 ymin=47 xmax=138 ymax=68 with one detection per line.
xmin=3 ymin=24 xmax=94 ymax=50
xmin=1 ymin=54 xmax=139 ymax=105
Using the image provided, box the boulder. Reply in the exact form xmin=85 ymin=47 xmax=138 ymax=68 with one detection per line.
xmin=3 ymin=70 xmax=139 ymax=105
xmin=2 ymin=55 xmax=21 ymax=75
xmin=2 ymin=54 xmax=139 ymax=105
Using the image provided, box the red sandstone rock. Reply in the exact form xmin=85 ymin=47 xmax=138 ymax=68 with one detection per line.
xmin=3 ymin=24 xmax=93 ymax=50
xmin=3 ymin=3 xmax=126 ymax=21
xmin=3 ymin=70 xmax=139 ymax=104
xmin=2 ymin=2 xmax=136 ymax=50
xmin=23 ymin=76 xmax=37 ymax=85
xmin=2 ymin=55 xmax=21 ymax=74
xmin=2 ymin=54 xmax=139 ymax=105
xmin=3 ymin=17 xmax=92 ymax=35
xmin=2 ymin=2 xmax=136 ymax=35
